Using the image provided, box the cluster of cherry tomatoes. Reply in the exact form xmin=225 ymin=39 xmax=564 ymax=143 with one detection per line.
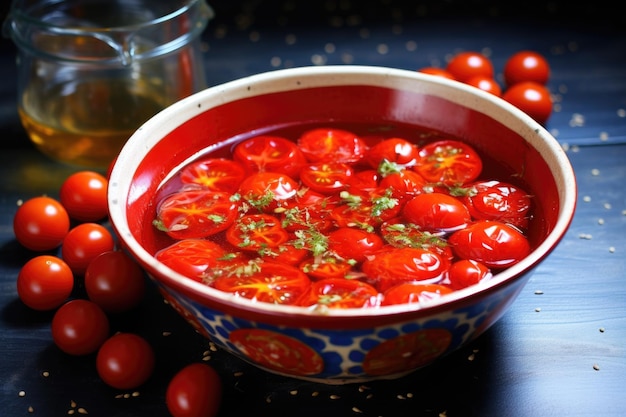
xmin=152 ymin=127 xmax=533 ymax=309
xmin=419 ymin=50 xmax=553 ymax=124
xmin=12 ymin=171 xmax=222 ymax=417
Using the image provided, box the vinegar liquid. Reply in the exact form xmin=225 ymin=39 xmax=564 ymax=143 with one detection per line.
xmin=19 ymin=77 xmax=166 ymax=168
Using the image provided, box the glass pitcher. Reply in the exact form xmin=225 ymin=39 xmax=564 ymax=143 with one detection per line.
xmin=4 ymin=0 xmax=213 ymax=168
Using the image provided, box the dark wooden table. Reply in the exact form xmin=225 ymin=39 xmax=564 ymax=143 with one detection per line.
xmin=2 ymin=2 xmax=625 ymax=416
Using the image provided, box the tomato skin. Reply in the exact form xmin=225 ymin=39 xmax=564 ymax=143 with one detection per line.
xmin=502 ymin=81 xmax=552 ymax=124
xmin=381 ymin=283 xmax=453 ymax=306
xmin=59 ymin=170 xmax=109 ymax=222
xmin=297 ymin=278 xmax=381 ymax=309
xmin=365 ymin=137 xmax=420 ymax=169
xmin=233 ymin=135 xmax=307 ymax=179
xmin=403 ymin=192 xmax=471 ymax=233
xmin=61 ymin=223 xmax=116 ymax=276
xmin=299 ymin=256 xmax=353 ymax=280
xmin=84 ymin=250 xmax=146 ymax=313
xmin=17 ymin=255 xmax=74 ymax=310
xmin=298 ymin=127 xmax=367 ymax=164
xmin=166 ymin=363 xmax=223 ymax=417
xmin=448 ymin=220 xmax=531 ymax=269
xmin=413 ymin=139 xmax=483 ymax=186
xmin=238 ymin=171 xmax=299 ymax=212
xmin=465 ymin=76 xmax=502 ymax=96
xmin=51 ymin=299 xmax=110 ymax=355
xmin=179 ymin=158 xmax=246 ymax=193
xmin=504 ymin=50 xmax=550 ymax=86
xmin=460 ymin=180 xmax=532 ymax=230
xmin=155 ymin=190 xmax=240 ymax=240
xmin=327 ymin=227 xmax=383 ymax=263
xmin=446 ymin=51 xmax=494 ymax=83
xmin=418 ymin=67 xmax=456 ymax=80
xmin=13 ymin=196 xmax=70 ymax=251
xmin=226 ymin=213 xmax=289 ymax=251
xmin=300 ymin=162 xmax=355 ymax=194
xmin=362 ymin=247 xmax=450 ymax=292
xmin=379 ymin=169 xmax=427 ymax=203
xmin=96 ymin=333 xmax=155 ymax=390
xmin=446 ymin=259 xmax=492 ymax=290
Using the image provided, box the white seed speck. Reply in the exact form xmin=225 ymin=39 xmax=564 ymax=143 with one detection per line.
xmin=618 ymin=109 xmax=626 ymax=117
xmin=312 ymin=391 xmax=319 ymax=397
xmin=535 ymin=307 xmax=542 ymax=312
xmin=341 ymin=53 xmax=354 ymax=64
xmin=42 ymin=371 xmax=50 ymax=377
xmin=467 ymin=352 xmax=476 ymax=361
xmin=598 ymin=218 xmax=605 ymax=225
xmin=290 ymin=390 xmax=298 ymax=396
xmin=132 ymin=391 xmax=140 ymax=397
xmin=366 ymin=393 xmax=374 ymax=399
xmin=352 ymin=406 xmax=363 ymax=413
xmin=18 ymin=390 xmax=26 ymax=397
xmin=28 ymin=406 xmax=34 ymax=413
xmin=377 ymin=44 xmax=389 ymax=55
xmin=407 ymin=393 xmax=414 ymax=398
xmin=162 ymin=331 xmax=171 ymax=336
xmin=578 ymin=233 xmax=593 ymax=240
xmin=330 ymin=394 xmax=341 ymax=400
xmin=599 ymin=327 xmax=605 ymax=333
xmin=439 ymin=411 xmax=448 ymax=417
xmin=311 ymin=54 xmax=327 ymax=65
xmin=397 ymin=394 xmax=407 ymax=400
xmin=593 ymin=364 xmax=600 ymax=371
xmin=535 ymin=290 xmax=544 ymax=295
xmin=233 ymin=371 xmax=244 ymax=377
xmin=609 ymin=246 xmax=615 ymax=253
xmin=600 ymin=132 xmax=609 ymax=141
xmin=569 ymin=113 xmax=585 ymax=127
xmin=270 ymin=56 xmax=282 ymax=67
xmin=604 ymin=203 xmax=612 ymax=210
xmin=622 ymin=210 xmax=626 ymax=216
xmin=77 ymin=407 xmax=88 ymax=414
xmin=583 ymin=195 xmax=591 ymax=202
xmin=591 ymin=168 xmax=600 ymax=176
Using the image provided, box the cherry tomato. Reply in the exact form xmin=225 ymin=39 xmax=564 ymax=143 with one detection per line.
xmin=446 ymin=259 xmax=492 ymax=290
xmin=211 ymin=262 xmax=311 ymax=305
xmin=402 ymin=192 xmax=471 ymax=233
xmin=418 ymin=67 xmax=456 ymax=80
xmin=61 ymin=222 xmax=115 ymax=276
xmin=331 ymin=188 xmax=401 ymax=229
xmin=13 ymin=196 xmax=70 ymax=251
xmin=297 ymin=127 xmax=367 ymax=164
xmin=166 ymin=363 xmax=223 ymax=417
xmin=379 ymin=169 xmax=428 ymax=203
xmin=179 ymin=158 xmax=246 ymax=193
xmin=362 ymin=247 xmax=450 ymax=292
xmin=465 ymin=76 xmax=502 ymax=96
xmin=96 ymin=333 xmax=155 ymax=390
xmin=238 ymin=171 xmax=299 ymax=212
xmin=504 ymin=50 xmax=550 ymax=86
xmin=448 ymin=220 xmax=531 ymax=269
xmin=233 ymin=135 xmax=307 ymax=178
xmin=446 ymin=51 xmax=494 ymax=83
xmin=364 ymin=137 xmax=420 ymax=169
xmin=327 ymin=227 xmax=383 ymax=263
xmin=346 ymin=169 xmax=380 ymax=192
xmin=459 ymin=180 xmax=532 ymax=230
xmin=413 ymin=139 xmax=483 ymax=186
xmin=299 ymin=255 xmax=354 ymax=280
xmin=502 ymin=81 xmax=553 ymax=124
xmin=17 ymin=255 xmax=74 ymax=310
xmin=299 ymin=162 xmax=355 ymax=194
xmin=84 ymin=250 xmax=146 ymax=313
xmin=59 ymin=170 xmax=109 ymax=222
xmin=297 ymin=278 xmax=380 ymax=309
xmin=226 ymin=213 xmax=289 ymax=251
xmin=154 ymin=190 xmax=240 ymax=240
xmin=51 ymin=299 xmax=110 ymax=355
xmin=379 ymin=219 xmax=452 ymax=259
xmin=278 ymin=189 xmax=337 ymax=233
xmin=381 ymin=283 xmax=453 ymax=306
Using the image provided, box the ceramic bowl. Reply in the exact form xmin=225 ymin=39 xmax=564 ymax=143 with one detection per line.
xmin=107 ymin=65 xmax=577 ymax=384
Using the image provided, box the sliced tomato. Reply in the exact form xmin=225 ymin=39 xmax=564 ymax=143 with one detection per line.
xmin=300 ymin=162 xmax=355 ymax=194
xmin=212 ymin=262 xmax=311 ymax=305
xmin=277 ymin=189 xmax=338 ymax=233
xmin=154 ymin=190 xmax=240 ymax=239
xmin=413 ymin=139 xmax=483 ymax=186
xmin=331 ymin=188 xmax=401 ymax=230
xmin=381 ymin=283 xmax=453 ymax=306
xmin=297 ymin=278 xmax=380 ymax=309
xmin=256 ymin=241 xmax=309 ymax=266
xmin=364 ymin=137 xmax=420 ymax=169
xmin=327 ymin=227 xmax=383 ymax=263
xmin=226 ymin=213 xmax=289 ymax=252
xmin=379 ymin=218 xmax=452 ymax=260
xmin=346 ymin=169 xmax=380 ymax=192
xmin=232 ymin=135 xmax=307 ymax=178
xmin=402 ymin=192 xmax=471 ymax=233
xmin=179 ymin=158 xmax=247 ymax=193
xmin=238 ymin=171 xmax=299 ymax=212
xmin=379 ymin=169 xmax=428 ymax=203
xmin=299 ymin=255 xmax=354 ymax=280
xmin=361 ymin=247 xmax=450 ymax=292
xmin=297 ymin=127 xmax=367 ymax=164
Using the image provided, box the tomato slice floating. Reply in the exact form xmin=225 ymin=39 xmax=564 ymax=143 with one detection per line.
xmin=226 ymin=213 xmax=289 ymax=252
xmin=278 ymin=189 xmax=338 ymax=233
xmin=413 ymin=139 xmax=483 ymax=186
xmin=379 ymin=218 xmax=452 ymax=260
xmin=331 ymin=188 xmax=401 ymax=230
xmin=179 ymin=158 xmax=247 ymax=193
xmin=212 ymin=262 xmax=311 ymax=305
xmin=299 ymin=255 xmax=354 ymax=280
xmin=298 ymin=127 xmax=367 ymax=164
xmin=364 ymin=137 xmax=420 ymax=169
xmin=300 ymin=162 xmax=355 ymax=194
xmin=297 ymin=278 xmax=381 ymax=309
xmin=238 ymin=171 xmax=299 ymax=212
xmin=233 ymin=135 xmax=307 ymax=178
xmin=154 ymin=190 xmax=240 ymax=240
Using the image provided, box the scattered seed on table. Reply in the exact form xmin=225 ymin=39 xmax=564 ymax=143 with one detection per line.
xmin=311 ymin=391 xmax=319 ymax=397
xmin=352 ymin=406 xmax=363 ymax=413
xmin=593 ymin=364 xmax=600 ymax=371
xmin=583 ymin=196 xmax=591 ymax=202
xmin=18 ymin=390 xmax=26 ymax=397
xmin=598 ymin=218 xmax=605 ymax=225
xmin=42 ymin=371 xmax=50 ymax=377
xmin=534 ymin=290 xmax=544 ymax=295
xmin=578 ymin=233 xmax=592 ymax=240
xmin=609 ymin=247 xmax=615 ymax=253
xmin=535 ymin=307 xmax=542 ymax=312
xmin=330 ymin=394 xmax=341 ymax=400
xmin=28 ymin=406 xmax=34 ymax=413
xmin=162 ymin=331 xmax=172 ymax=336
xmin=599 ymin=327 xmax=605 ymax=333
xmin=604 ymin=203 xmax=612 ymax=210
xmin=289 ymin=390 xmax=298 ymax=396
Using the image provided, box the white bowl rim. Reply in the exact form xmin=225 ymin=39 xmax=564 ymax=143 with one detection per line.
xmin=108 ymin=65 xmax=577 ymax=318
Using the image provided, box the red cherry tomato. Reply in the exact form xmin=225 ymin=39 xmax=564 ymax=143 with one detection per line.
xmin=61 ymin=223 xmax=115 ymax=276
xmin=299 ymin=256 xmax=354 ymax=280
xmin=418 ymin=67 xmax=456 ymax=80
xmin=379 ymin=218 xmax=452 ymax=260
xmin=446 ymin=51 xmax=494 ymax=83
xmin=448 ymin=220 xmax=531 ymax=269
xmin=96 ymin=333 xmax=155 ymax=390
xmin=381 ymin=283 xmax=453 ymax=306
xmin=379 ymin=169 xmax=428 ymax=203
xmin=504 ymin=50 xmax=550 ymax=86
xmin=154 ymin=190 xmax=240 ymax=240
xmin=225 ymin=213 xmax=289 ymax=251
xmin=51 ymin=299 xmax=110 ymax=355
xmin=465 ymin=76 xmax=502 ymax=96
xmin=233 ymin=135 xmax=307 ymax=179
xmin=502 ymin=81 xmax=553 ymax=124
xmin=297 ymin=278 xmax=380 ymax=309
xmin=179 ymin=158 xmax=247 ymax=193
xmin=84 ymin=250 xmax=146 ymax=313
xmin=17 ymin=255 xmax=74 ymax=310
xmin=327 ymin=227 xmax=383 ymax=263
xmin=402 ymin=192 xmax=471 ymax=233
xmin=446 ymin=259 xmax=492 ymax=290
xmin=59 ymin=170 xmax=109 ymax=222
xmin=413 ymin=139 xmax=483 ymax=186
xmin=278 ymin=189 xmax=338 ymax=233
xmin=299 ymin=162 xmax=355 ymax=194
xmin=297 ymin=127 xmax=367 ymax=164
xmin=238 ymin=171 xmax=299 ymax=212
xmin=13 ymin=196 xmax=70 ymax=251
xmin=364 ymin=137 xmax=420 ymax=169
xmin=166 ymin=363 xmax=223 ymax=417
xmin=331 ymin=188 xmax=402 ymax=229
